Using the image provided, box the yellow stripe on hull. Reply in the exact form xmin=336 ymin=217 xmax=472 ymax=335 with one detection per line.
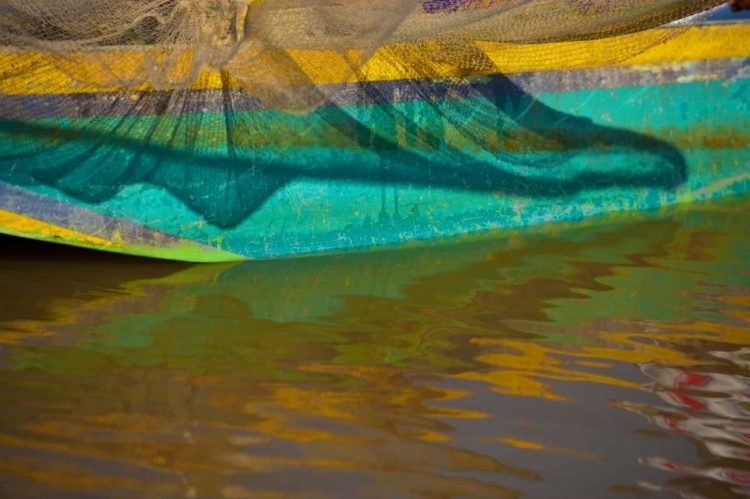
xmin=0 ymin=209 xmax=125 ymax=249
xmin=0 ymin=24 xmax=747 ymax=96
xmin=480 ymin=24 xmax=750 ymax=73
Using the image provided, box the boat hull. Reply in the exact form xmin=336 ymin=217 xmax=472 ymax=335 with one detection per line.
xmin=0 ymin=24 xmax=748 ymax=261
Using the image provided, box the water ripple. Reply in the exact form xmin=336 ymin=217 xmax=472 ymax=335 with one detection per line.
xmin=0 ymin=196 xmax=749 ymax=498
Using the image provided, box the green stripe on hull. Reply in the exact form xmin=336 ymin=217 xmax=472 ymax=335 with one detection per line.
xmin=0 ymin=73 xmax=748 ymax=261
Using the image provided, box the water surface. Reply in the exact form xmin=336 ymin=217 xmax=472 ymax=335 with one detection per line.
xmin=1 ymin=196 xmax=749 ymax=498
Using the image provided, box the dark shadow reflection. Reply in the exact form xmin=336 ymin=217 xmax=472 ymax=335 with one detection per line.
xmin=0 ymin=197 xmax=749 ymax=498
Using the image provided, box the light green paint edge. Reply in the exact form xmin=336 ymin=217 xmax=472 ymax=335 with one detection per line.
xmin=0 ymin=225 xmax=242 ymax=262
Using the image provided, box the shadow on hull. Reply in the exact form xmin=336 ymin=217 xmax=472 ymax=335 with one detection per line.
xmin=0 ymin=65 xmax=687 ymax=229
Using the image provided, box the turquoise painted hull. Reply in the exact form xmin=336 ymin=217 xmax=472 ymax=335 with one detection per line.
xmin=0 ymin=26 xmax=748 ymax=261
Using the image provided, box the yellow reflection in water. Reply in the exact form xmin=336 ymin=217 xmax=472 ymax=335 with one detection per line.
xmin=0 ymin=196 xmax=749 ymax=498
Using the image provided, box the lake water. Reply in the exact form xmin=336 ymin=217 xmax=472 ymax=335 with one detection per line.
xmin=0 ymin=195 xmax=749 ymax=498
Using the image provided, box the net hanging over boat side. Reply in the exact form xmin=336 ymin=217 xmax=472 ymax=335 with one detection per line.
xmin=0 ymin=0 xmax=726 ymax=104
xmin=0 ymin=0 xmax=729 ymax=229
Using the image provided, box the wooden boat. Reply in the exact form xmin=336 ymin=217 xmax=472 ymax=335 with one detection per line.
xmin=0 ymin=1 xmax=748 ymax=262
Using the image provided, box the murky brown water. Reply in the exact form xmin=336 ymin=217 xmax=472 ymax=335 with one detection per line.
xmin=1 ymin=196 xmax=749 ymax=499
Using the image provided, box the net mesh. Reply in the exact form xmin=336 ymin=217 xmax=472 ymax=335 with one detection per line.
xmin=0 ymin=0 xmax=725 ymax=104
xmin=0 ymin=1 xmax=729 ymax=229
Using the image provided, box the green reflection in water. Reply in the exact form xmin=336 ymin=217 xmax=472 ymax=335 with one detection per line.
xmin=0 ymin=196 xmax=749 ymax=498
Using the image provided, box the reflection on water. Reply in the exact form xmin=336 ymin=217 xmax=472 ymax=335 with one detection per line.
xmin=0 ymin=196 xmax=749 ymax=499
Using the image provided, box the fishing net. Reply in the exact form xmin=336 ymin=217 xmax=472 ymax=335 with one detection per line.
xmin=0 ymin=0 xmax=725 ymax=106
xmin=0 ymin=1 xmax=728 ymax=229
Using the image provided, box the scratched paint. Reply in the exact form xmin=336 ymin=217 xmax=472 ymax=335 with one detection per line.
xmin=0 ymin=24 xmax=748 ymax=261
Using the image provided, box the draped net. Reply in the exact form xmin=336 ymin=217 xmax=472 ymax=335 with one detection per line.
xmin=0 ymin=1 xmax=728 ymax=229
xmin=0 ymin=0 xmax=725 ymax=107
